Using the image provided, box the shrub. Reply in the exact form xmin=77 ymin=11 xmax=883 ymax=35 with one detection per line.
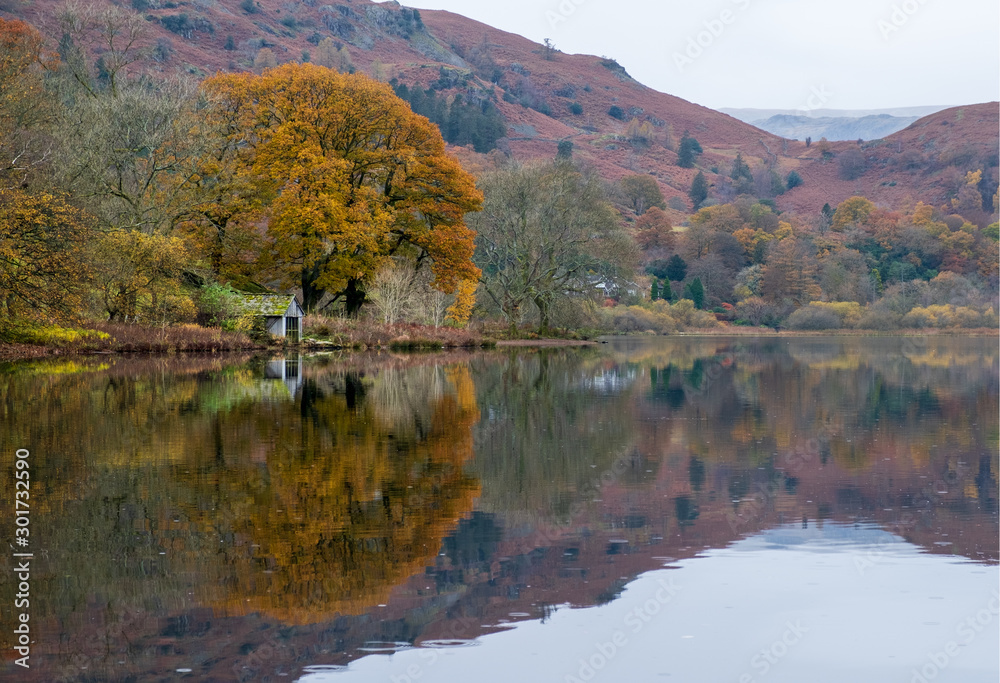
xmin=569 ymin=101 xmax=583 ymax=115
xmin=197 ymin=284 xmax=242 ymax=327
xmin=667 ymin=299 xmax=718 ymax=328
xmin=785 ymin=306 xmax=841 ymax=330
xmin=734 ymin=297 xmax=781 ymax=327
xmin=668 ymin=196 xmax=688 ymax=212
xmin=608 ymin=105 xmax=625 ymax=120
xmin=808 ymin=301 xmax=863 ymax=327
xmin=856 ymin=310 xmax=902 ymax=330
xmin=148 ymin=294 xmax=198 ymax=325
xmin=837 ymin=148 xmax=867 ymax=180
xmin=598 ymin=304 xmax=677 ymax=334
xmin=901 ymin=304 xmax=991 ymax=329
xmin=902 ymin=307 xmax=937 ymax=328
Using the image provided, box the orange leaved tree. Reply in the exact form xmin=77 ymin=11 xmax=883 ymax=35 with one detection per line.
xmin=202 ymin=63 xmax=482 ymax=315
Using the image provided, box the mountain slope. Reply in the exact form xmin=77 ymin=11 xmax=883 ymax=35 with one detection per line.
xmin=4 ymin=0 xmax=997 ymax=219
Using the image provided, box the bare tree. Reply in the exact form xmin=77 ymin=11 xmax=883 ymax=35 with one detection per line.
xmin=367 ymin=260 xmax=416 ymax=324
xmin=56 ymin=2 xmax=150 ymax=97
xmin=471 ymin=161 xmax=637 ymax=334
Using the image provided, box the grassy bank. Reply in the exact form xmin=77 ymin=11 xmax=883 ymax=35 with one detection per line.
xmin=303 ymin=316 xmax=495 ymax=350
xmin=0 ymin=322 xmax=259 ymax=361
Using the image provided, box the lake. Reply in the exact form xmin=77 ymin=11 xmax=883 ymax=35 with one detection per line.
xmin=1 ymin=336 xmax=997 ymax=682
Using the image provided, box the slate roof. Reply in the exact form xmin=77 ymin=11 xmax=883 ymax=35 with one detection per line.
xmin=236 ymin=294 xmax=302 ymax=317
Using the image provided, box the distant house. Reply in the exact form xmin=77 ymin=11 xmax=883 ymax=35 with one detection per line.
xmin=589 ymin=276 xmax=640 ymax=298
xmin=237 ymin=294 xmax=304 ymax=341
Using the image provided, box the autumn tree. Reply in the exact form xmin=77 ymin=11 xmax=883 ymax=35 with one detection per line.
xmin=89 ymin=229 xmax=190 ymax=320
xmin=619 ymin=174 xmax=666 ymax=215
xmin=313 ymin=38 xmax=352 ymax=73
xmin=625 ymin=118 xmax=655 ymax=147
xmin=252 ymin=47 xmax=277 ymax=73
xmin=820 ymin=247 xmax=875 ymax=303
xmin=203 ymin=63 xmax=482 ymax=314
xmin=832 ymin=196 xmax=876 ymax=232
xmin=0 ymin=189 xmax=93 ymax=321
xmin=472 ymin=161 xmax=636 ymax=333
xmin=635 ymin=206 xmax=674 ymax=254
xmin=761 ymin=237 xmax=820 ymax=305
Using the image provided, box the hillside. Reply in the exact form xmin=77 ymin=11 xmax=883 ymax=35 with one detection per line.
xmin=4 ymin=0 xmax=998 ymax=220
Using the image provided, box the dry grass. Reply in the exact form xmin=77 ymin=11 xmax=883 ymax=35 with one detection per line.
xmin=86 ymin=322 xmax=258 ymax=352
xmin=0 ymin=321 xmax=259 ymax=359
xmin=303 ymin=315 xmax=494 ymax=349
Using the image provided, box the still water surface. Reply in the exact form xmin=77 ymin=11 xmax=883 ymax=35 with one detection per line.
xmin=1 ymin=337 xmax=997 ymax=682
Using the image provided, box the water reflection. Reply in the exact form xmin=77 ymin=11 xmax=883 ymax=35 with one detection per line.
xmin=321 ymin=523 xmax=998 ymax=683
xmin=0 ymin=338 xmax=995 ymax=682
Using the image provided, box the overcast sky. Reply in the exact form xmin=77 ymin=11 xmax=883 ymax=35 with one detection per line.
xmin=389 ymin=0 xmax=1000 ymax=111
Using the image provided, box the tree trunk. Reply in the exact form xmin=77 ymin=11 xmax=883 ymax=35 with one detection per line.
xmin=302 ymin=268 xmax=324 ymax=313
xmin=344 ymin=278 xmax=366 ymax=317
xmin=534 ymin=294 xmax=551 ymax=336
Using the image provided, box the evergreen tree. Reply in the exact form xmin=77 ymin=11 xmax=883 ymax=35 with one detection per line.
xmin=786 ymin=170 xmax=803 ymax=189
xmin=665 ymin=254 xmax=687 ymax=281
xmin=769 ymin=170 xmax=786 ymax=196
xmin=677 ymin=133 xmax=702 ymax=168
xmin=661 ymin=278 xmax=673 ymax=302
xmin=689 ymin=171 xmax=708 ymax=208
xmin=684 ymin=277 xmax=705 ymax=309
xmin=651 ymin=279 xmax=659 ymax=301
xmin=730 ymin=152 xmax=754 ymax=195
xmin=556 ymin=139 xmax=573 ymax=161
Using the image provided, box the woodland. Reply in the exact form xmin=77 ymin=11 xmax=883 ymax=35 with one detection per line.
xmin=0 ymin=6 xmax=997 ymax=350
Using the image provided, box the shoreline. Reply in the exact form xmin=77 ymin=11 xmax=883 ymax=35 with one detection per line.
xmin=3 ymin=327 xmax=996 ymax=362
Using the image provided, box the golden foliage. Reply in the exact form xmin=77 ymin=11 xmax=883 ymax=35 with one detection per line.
xmin=0 ymin=188 xmax=93 ymax=319
xmin=831 ymin=196 xmax=875 ymax=231
xmin=202 ymin=63 xmax=482 ymax=313
xmin=445 ymin=278 xmax=477 ymax=326
xmin=89 ymin=229 xmax=190 ymax=320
